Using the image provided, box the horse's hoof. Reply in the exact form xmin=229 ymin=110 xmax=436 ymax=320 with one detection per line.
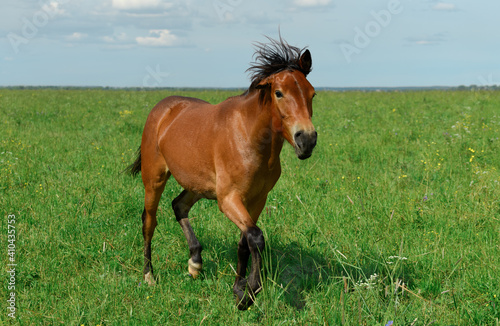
xmin=236 ymin=293 xmax=255 ymax=310
xmin=234 ymin=287 xmax=255 ymax=310
xmin=188 ymin=258 xmax=202 ymax=279
xmin=144 ymin=272 xmax=156 ymax=286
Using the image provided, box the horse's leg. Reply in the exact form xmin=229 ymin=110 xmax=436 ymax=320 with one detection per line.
xmin=172 ymin=190 xmax=203 ymax=278
xmin=219 ymin=193 xmax=266 ymax=310
xmin=233 ymin=196 xmax=267 ymax=307
xmin=233 ymin=232 xmax=250 ymax=294
xmin=141 ymin=165 xmax=169 ymax=286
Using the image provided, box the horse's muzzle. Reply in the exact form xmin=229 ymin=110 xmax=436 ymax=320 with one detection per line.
xmin=294 ymin=130 xmax=317 ymax=160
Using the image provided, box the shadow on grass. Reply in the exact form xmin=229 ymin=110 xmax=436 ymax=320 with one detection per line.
xmin=266 ymin=240 xmax=331 ymax=310
xmin=191 ymin=233 xmax=360 ymax=310
xmin=127 ymin=196 xmax=417 ymax=312
xmin=193 ymin=230 xmax=418 ymax=312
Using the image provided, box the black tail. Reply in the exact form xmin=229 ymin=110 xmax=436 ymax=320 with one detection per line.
xmin=124 ymin=146 xmax=141 ymax=176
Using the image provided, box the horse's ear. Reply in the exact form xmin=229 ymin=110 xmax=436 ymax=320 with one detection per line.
xmin=299 ymin=49 xmax=312 ymax=75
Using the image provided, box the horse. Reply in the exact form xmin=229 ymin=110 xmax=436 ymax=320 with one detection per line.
xmin=127 ymin=36 xmax=317 ymax=310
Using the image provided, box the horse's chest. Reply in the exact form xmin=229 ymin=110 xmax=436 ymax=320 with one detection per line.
xmin=244 ymin=162 xmax=281 ymax=199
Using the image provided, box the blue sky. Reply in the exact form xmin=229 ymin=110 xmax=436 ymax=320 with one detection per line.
xmin=1 ymin=0 xmax=499 ymax=88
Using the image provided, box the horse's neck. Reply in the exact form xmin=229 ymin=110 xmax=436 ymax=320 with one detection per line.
xmin=243 ymin=91 xmax=284 ymax=169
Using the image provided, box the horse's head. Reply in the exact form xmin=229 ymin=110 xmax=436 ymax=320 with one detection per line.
xmin=255 ymin=50 xmax=317 ymax=160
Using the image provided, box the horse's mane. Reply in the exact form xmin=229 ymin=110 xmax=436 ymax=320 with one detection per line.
xmin=246 ymin=36 xmax=311 ymax=91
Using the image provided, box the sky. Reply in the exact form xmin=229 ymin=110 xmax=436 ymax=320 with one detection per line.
xmin=1 ymin=0 xmax=499 ymax=88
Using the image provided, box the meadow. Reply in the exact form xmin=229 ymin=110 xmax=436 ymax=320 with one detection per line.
xmin=1 ymin=88 xmax=499 ymax=325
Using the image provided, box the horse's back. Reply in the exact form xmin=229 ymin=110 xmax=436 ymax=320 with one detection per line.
xmin=143 ymin=95 xmax=212 ymax=140
xmin=149 ymin=95 xmax=211 ymax=120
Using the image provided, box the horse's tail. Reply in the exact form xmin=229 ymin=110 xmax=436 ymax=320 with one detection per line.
xmin=124 ymin=146 xmax=141 ymax=176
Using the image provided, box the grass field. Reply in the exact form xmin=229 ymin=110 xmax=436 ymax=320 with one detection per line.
xmin=1 ymin=88 xmax=499 ymax=325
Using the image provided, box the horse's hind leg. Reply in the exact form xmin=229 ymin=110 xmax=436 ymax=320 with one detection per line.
xmin=172 ymin=190 xmax=203 ymax=278
xmin=141 ymin=165 xmax=169 ymax=286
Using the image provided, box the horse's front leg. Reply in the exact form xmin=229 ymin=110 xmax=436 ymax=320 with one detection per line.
xmin=233 ymin=232 xmax=250 ymax=295
xmin=219 ymin=193 xmax=265 ymax=310
xmin=234 ymin=227 xmax=265 ymax=310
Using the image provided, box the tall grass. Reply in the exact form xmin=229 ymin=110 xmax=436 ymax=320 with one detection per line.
xmin=1 ymin=89 xmax=499 ymax=325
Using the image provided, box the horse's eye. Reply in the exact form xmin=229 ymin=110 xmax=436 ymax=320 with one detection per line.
xmin=275 ymin=90 xmax=283 ymax=99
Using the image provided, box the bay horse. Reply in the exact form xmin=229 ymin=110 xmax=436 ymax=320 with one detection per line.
xmin=127 ymin=36 xmax=317 ymax=310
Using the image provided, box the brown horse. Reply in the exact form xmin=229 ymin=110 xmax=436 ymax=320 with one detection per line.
xmin=127 ymin=36 xmax=317 ymax=310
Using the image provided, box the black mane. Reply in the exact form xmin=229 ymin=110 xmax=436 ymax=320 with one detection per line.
xmin=246 ymin=36 xmax=311 ymax=90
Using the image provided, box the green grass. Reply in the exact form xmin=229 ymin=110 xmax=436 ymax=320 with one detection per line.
xmin=1 ymin=88 xmax=499 ymax=325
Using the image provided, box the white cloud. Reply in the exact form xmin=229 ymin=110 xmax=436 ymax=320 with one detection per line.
xmin=405 ymin=33 xmax=447 ymax=46
xmin=136 ymin=29 xmax=178 ymax=47
xmin=41 ymin=1 xmax=67 ymax=17
xmin=415 ymin=40 xmax=434 ymax=45
xmin=112 ymin=0 xmax=161 ymax=10
xmin=293 ymin=0 xmax=331 ymax=7
xmin=67 ymin=32 xmax=88 ymax=41
xmin=432 ymin=3 xmax=458 ymax=11
xmin=103 ymin=32 xmax=128 ymax=43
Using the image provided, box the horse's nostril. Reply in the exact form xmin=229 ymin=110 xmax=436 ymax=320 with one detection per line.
xmin=294 ymin=131 xmax=305 ymax=149
xmin=312 ymin=131 xmax=317 ymax=145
